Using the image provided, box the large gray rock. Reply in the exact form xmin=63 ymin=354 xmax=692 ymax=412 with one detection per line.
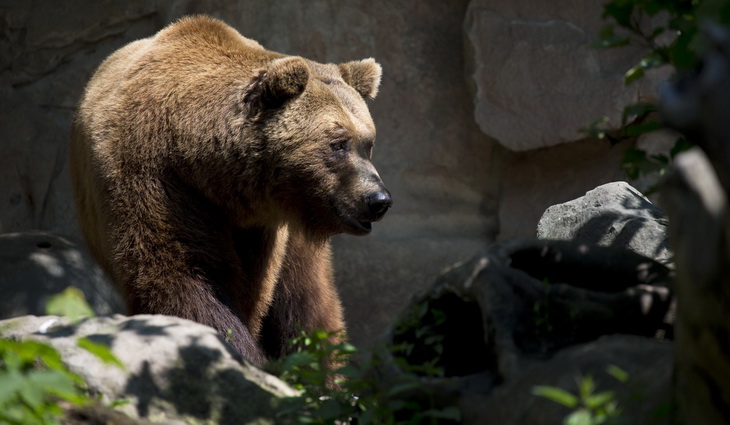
xmin=496 ymin=139 xmax=632 ymax=241
xmin=537 ymin=181 xmax=672 ymax=265
xmin=372 ymin=239 xmax=673 ymax=424
xmin=0 ymin=231 xmax=124 ymax=319
xmin=459 ymin=335 xmax=673 ymax=425
xmin=0 ymin=314 xmax=297 ymax=424
xmin=464 ymin=0 xmax=669 ymax=151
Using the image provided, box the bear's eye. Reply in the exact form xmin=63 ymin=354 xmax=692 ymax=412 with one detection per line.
xmin=330 ymin=140 xmax=349 ymax=153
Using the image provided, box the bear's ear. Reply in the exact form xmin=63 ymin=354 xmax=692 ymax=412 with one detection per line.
xmin=248 ymin=57 xmax=310 ymax=109
xmin=338 ymin=58 xmax=382 ymax=99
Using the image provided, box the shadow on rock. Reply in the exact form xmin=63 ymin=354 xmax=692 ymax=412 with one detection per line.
xmin=373 ymin=238 xmax=674 ymax=425
xmin=0 ymin=314 xmax=296 ymax=424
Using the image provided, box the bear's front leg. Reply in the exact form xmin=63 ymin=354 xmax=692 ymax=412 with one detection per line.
xmin=125 ymin=270 xmax=268 ymax=365
xmin=259 ymin=230 xmax=346 ymax=360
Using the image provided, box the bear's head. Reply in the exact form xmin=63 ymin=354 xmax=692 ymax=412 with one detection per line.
xmin=245 ymin=56 xmax=391 ymax=237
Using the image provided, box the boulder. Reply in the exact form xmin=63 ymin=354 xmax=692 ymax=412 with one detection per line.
xmin=372 ymin=238 xmax=674 ymax=424
xmin=464 ymin=0 xmax=669 ymax=150
xmin=0 ymin=231 xmax=124 ymax=319
xmin=459 ymin=334 xmax=673 ymax=425
xmin=536 ymin=181 xmax=672 ymax=265
xmin=0 ymin=314 xmax=297 ymax=424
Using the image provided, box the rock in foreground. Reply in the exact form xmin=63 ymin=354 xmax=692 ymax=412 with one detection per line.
xmin=0 ymin=314 xmax=297 ymax=425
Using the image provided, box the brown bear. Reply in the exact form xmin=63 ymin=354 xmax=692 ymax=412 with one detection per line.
xmin=69 ymin=15 xmax=391 ymax=366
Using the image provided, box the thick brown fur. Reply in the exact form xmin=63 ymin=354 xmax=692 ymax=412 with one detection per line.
xmin=69 ymin=15 xmax=390 ymax=365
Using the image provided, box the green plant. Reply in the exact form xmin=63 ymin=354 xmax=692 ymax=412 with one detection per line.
xmin=532 ymin=365 xmax=629 ymax=425
xmin=533 ymin=278 xmax=554 ymax=335
xmin=45 ymin=286 xmax=95 ymax=323
xmin=268 ymin=322 xmax=461 ymax=425
xmin=0 ymin=339 xmax=86 ymax=425
xmin=390 ymin=303 xmax=447 ymax=378
xmin=588 ymin=0 xmax=730 ymax=182
xmin=0 ymin=286 xmax=123 ymax=425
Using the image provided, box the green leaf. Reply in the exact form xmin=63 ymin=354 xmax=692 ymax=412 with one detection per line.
xmin=624 ymin=65 xmax=645 ymax=85
xmin=643 ymin=0 xmax=665 ymax=16
xmin=45 ymin=287 xmax=95 ymax=323
xmin=276 ymin=396 xmax=312 ymax=416
xmin=424 ymin=335 xmax=443 ymax=345
xmin=565 ymin=409 xmax=593 ymax=425
xmin=282 ymin=351 xmax=317 ymax=371
xmin=592 ymin=34 xmax=630 ymax=49
xmin=624 ymin=121 xmax=663 ymax=137
xmin=387 ymin=380 xmax=421 ymax=397
xmin=358 ymin=408 xmax=374 ymax=425
xmin=108 ymin=398 xmax=131 ymax=408
xmin=606 ymin=364 xmax=629 ymax=383
xmin=670 ymin=26 xmax=699 ymax=70
xmin=26 ymin=369 xmax=82 ymax=404
xmin=578 ymin=375 xmax=596 ymax=400
xmin=622 ymin=147 xmax=646 ymax=162
xmin=386 ymin=399 xmax=409 ymax=411
xmin=532 ymin=385 xmax=579 ymax=408
xmin=77 ymin=338 xmax=124 ymax=369
xmin=422 ymin=406 xmax=462 ymax=420
xmin=642 ymin=51 xmax=669 ymax=69
xmin=650 ymin=154 xmax=670 ymax=165
xmin=603 ymin=1 xmax=635 ymax=28
xmin=0 ymin=370 xmax=24 ymax=404
xmin=334 ymin=364 xmax=360 ymax=379
xmin=18 ymin=382 xmax=44 ymax=410
xmin=580 ymin=116 xmax=612 ymax=139
xmin=312 ymin=329 xmax=328 ymax=341
xmin=648 ymin=26 xmax=666 ymax=41
xmin=670 ymin=137 xmax=693 ymax=158
xmin=337 ymin=342 xmax=358 ymax=354
xmin=316 ymin=398 xmax=346 ymax=420
xmin=621 ymin=102 xmax=656 ymax=124
xmin=586 ymin=391 xmax=616 ymax=409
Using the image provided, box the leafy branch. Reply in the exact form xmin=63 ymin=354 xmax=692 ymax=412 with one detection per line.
xmin=588 ymin=0 xmax=730 ymax=181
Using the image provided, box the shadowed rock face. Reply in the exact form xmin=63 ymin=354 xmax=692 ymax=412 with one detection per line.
xmin=372 ymin=197 xmax=675 ymax=424
xmin=0 ymin=231 xmax=124 ymax=319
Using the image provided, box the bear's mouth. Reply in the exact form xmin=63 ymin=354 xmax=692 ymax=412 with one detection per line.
xmin=343 ymin=218 xmax=372 ymax=235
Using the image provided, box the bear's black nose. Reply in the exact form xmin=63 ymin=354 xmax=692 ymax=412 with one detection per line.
xmin=367 ymin=190 xmax=392 ymax=218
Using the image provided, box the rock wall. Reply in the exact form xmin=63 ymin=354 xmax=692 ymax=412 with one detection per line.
xmin=464 ymin=0 xmax=663 ymax=151
xmin=0 ymin=0 xmax=661 ymax=347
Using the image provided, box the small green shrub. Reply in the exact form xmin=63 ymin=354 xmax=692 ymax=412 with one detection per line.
xmin=44 ymin=287 xmax=95 ymax=323
xmin=269 ymin=324 xmax=461 ymax=425
xmin=0 ymin=339 xmax=86 ymax=425
xmin=0 ymin=286 xmax=123 ymax=425
xmin=533 ymin=365 xmax=629 ymax=425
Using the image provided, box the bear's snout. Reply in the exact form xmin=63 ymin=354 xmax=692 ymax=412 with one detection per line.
xmin=366 ymin=189 xmax=392 ymax=220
